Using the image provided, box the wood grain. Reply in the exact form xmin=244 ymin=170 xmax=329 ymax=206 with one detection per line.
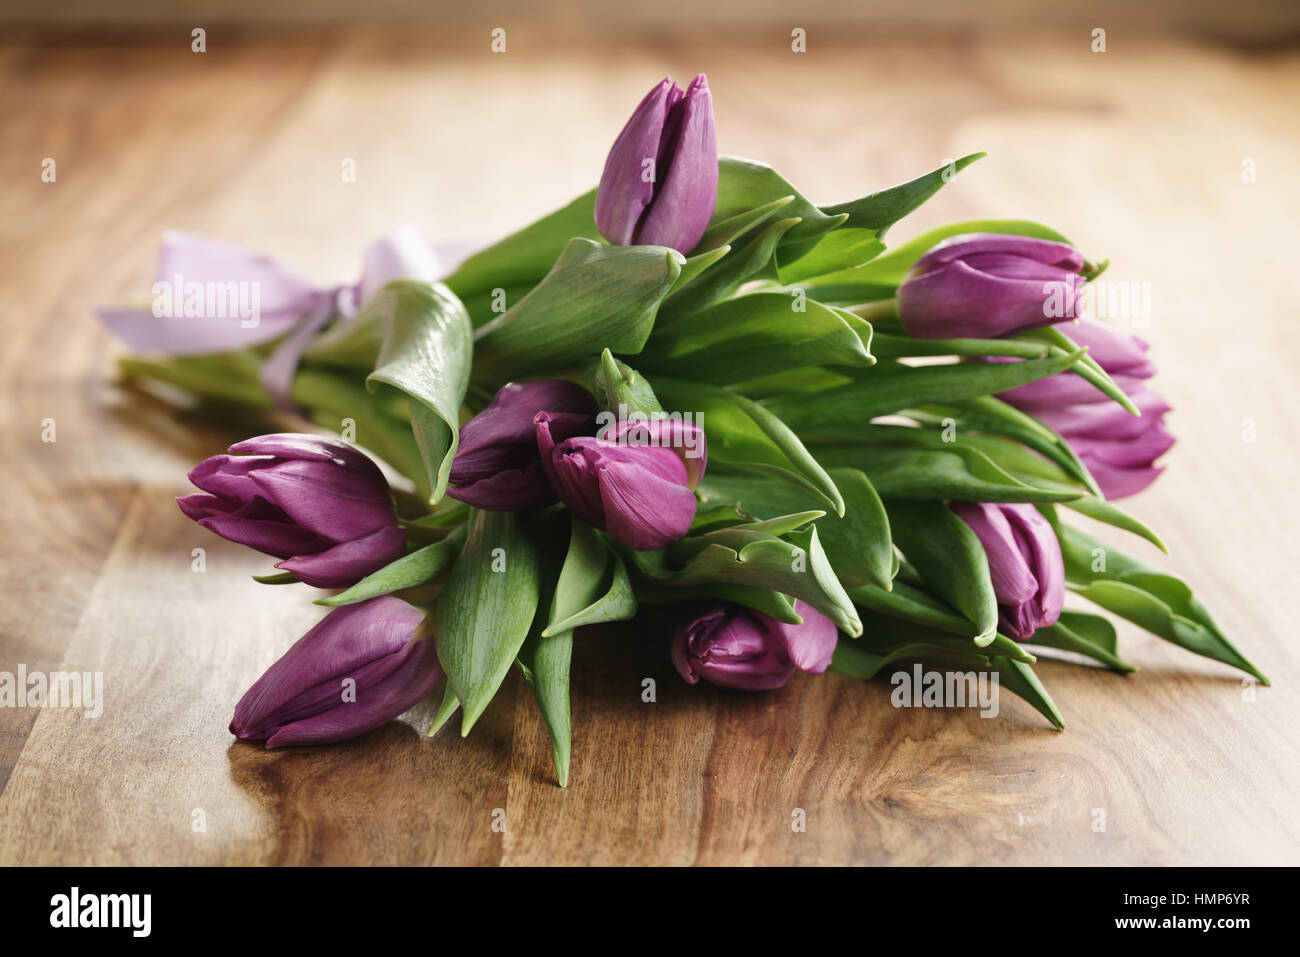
xmin=1 ymin=26 xmax=1298 ymax=865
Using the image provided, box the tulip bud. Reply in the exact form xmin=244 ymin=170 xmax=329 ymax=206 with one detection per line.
xmin=177 ymin=433 xmax=406 ymax=587
xmin=230 ymin=597 xmax=438 ymax=747
xmin=671 ymin=600 xmax=837 ymax=691
xmin=1029 ymin=385 xmax=1175 ymax=500
xmin=950 ymin=502 xmax=1065 ymax=640
xmin=595 ymin=74 xmax=718 ymax=254
xmin=447 ymin=380 xmax=597 ymax=511
xmin=535 ymin=415 xmax=706 ymax=550
xmin=898 ymin=233 xmax=1086 ymax=339
xmin=993 ymin=318 xmax=1174 ymax=499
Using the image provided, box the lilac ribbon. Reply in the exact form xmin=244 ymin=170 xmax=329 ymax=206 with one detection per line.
xmin=94 ymin=226 xmax=448 ymax=408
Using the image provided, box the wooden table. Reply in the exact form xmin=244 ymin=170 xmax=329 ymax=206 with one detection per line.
xmin=2 ymin=27 xmax=1298 ymax=866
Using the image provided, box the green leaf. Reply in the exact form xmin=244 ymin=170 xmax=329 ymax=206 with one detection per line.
xmin=443 ymin=189 xmax=599 ymax=300
xmin=592 ymin=349 xmax=664 ymax=418
xmin=1028 ymin=611 xmax=1135 ymax=673
xmin=1060 ymin=496 xmax=1168 ymax=554
xmin=251 ymin=571 xmax=299 ymax=585
xmin=1047 ymin=513 xmax=1266 ymax=683
xmin=853 ymin=603 xmax=1035 ymax=663
xmin=812 ymin=443 xmax=1083 ymax=504
xmin=907 ymin=399 xmax=1104 ymax=498
xmin=427 ymin=677 xmax=461 ymax=737
xmin=641 ymin=292 xmax=874 ymax=385
xmin=818 ymin=154 xmax=987 ymax=235
xmin=634 ymin=582 xmax=801 ymax=624
xmin=884 ymin=500 xmax=999 ymax=645
xmin=516 ymin=627 xmax=573 ymax=787
xmin=670 ymin=245 xmax=732 ymax=292
xmin=849 ymin=580 xmax=975 ymax=636
xmin=764 ymin=350 xmax=1086 ymax=431
xmin=1013 ymin=326 xmax=1139 ymax=415
xmin=622 ymin=524 xmax=862 ymax=636
xmin=652 ymin=376 xmax=844 ymax=516
xmin=697 ymin=465 xmax=893 ymax=589
xmin=829 ymin=637 xmax=1062 ymax=729
xmin=691 ymin=194 xmax=796 ymax=253
xmin=712 ymin=155 xmax=847 ymax=247
xmin=657 ymin=217 xmax=802 ymax=325
xmin=473 ymin=239 xmax=682 ymax=380
xmin=363 ymin=280 xmax=473 ymax=504
xmin=777 ymin=229 xmax=886 ymax=284
xmin=868 ymin=332 xmax=1058 ymax=360
xmin=544 ymin=519 xmax=637 ymax=636
xmin=316 ymin=526 xmax=467 ymax=607
xmin=777 ymin=154 xmax=986 ymax=281
xmin=434 ymin=509 xmax=542 ymax=733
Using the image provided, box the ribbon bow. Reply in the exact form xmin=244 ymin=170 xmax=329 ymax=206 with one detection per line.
xmin=94 ymin=227 xmax=445 ymax=408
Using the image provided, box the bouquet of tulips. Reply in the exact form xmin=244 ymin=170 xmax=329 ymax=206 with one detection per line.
xmin=100 ymin=75 xmax=1266 ymax=785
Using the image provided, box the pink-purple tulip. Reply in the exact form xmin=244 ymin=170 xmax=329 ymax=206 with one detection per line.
xmin=950 ymin=502 xmax=1065 ymax=640
xmin=594 ymin=74 xmax=718 ymax=255
xmin=898 ymin=233 xmax=1087 ymax=339
xmin=671 ymin=600 xmax=838 ymax=690
xmin=177 ymin=433 xmax=406 ymax=587
xmin=230 ymin=597 xmax=438 ymax=747
xmin=535 ymin=415 xmax=706 ymax=550
xmin=447 ymin=380 xmax=597 ymax=511
xmin=996 ymin=318 xmax=1175 ymax=499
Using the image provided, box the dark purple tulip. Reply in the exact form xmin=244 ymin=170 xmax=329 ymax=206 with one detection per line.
xmin=535 ymin=415 xmax=706 ymax=550
xmin=230 ymin=597 xmax=438 ymax=748
xmin=177 ymin=433 xmax=406 ymax=587
xmin=594 ymin=74 xmax=718 ymax=254
xmin=671 ymin=600 xmax=837 ymax=691
xmin=995 ymin=318 xmax=1174 ymax=499
xmin=447 ymin=380 xmax=597 ymax=511
xmin=898 ymin=233 xmax=1086 ymax=339
xmin=951 ymin=502 xmax=1065 ymax=640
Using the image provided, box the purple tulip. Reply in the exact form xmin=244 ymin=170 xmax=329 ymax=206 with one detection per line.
xmin=447 ymin=380 xmax=598 ymax=511
xmin=230 ymin=597 xmax=438 ymax=747
xmin=671 ymin=600 xmax=838 ymax=691
xmin=995 ymin=318 xmax=1175 ymax=499
xmin=535 ymin=415 xmax=706 ymax=550
xmin=595 ymin=74 xmax=718 ymax=254
xmin=177 ymin=433 xmax=406 ymax=587
xmin=950 ymin=502 xmax=1065 ymax=640
xmin=898 ymin=233 xmax=1086 ymax=339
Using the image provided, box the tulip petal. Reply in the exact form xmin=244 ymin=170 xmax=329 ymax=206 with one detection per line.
xmin=191 ymin=507 xmax=331 ymax=559
xmin=671 ymin=604 xmax=797 ymax=690
xmin=275 ymin=525 xmax=408 ymax=588
xmin=446 ymin=461 xmax=557 ymax=511
xmin=594 ymin=77 xmax=678 ymax=246
xmin=186 ymin=453 xmax=273 ymax=502
xmin=231 ymin=597 xmax=424 ymax=741
xmin=635 ymin=74 xmax=718 ymax=253
xmin=265 ymin=636 xmax=439 ymax=747
xmin=768 ymin=600 xmax=838 ymax=675
xmin=597 ymin=457 xmax=697 ymax=549
xmin=1002 ymin=505 xmax=1064 ymax=631
xmin=228 ymin=433 xmax=389 ymax=485
xmin=248 ymin=459 xmax=396 ymax=543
